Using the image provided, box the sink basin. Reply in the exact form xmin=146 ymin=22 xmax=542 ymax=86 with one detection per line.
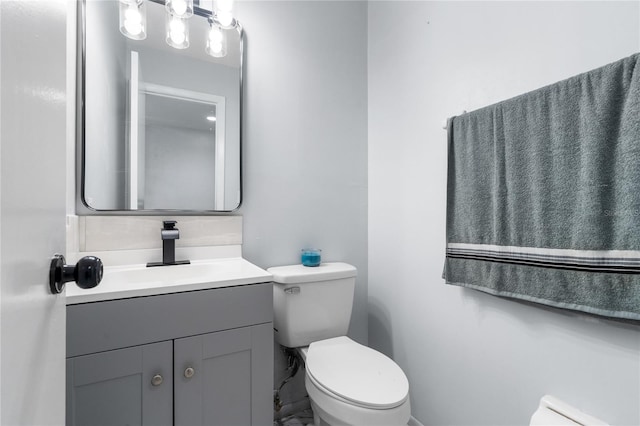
xmin=66 ymin=258 xmax=273 ymax=305
xmin=107 ymin=261 xmax=241 ymax=286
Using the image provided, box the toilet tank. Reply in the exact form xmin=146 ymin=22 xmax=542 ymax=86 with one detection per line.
xmin=268 ymin=262 xmax=357 ymax=348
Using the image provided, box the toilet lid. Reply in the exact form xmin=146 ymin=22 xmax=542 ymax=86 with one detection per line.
xmin=305 ymin=336 xmax=409 ymax=409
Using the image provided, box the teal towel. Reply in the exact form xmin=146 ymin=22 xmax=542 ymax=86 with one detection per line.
xmin=445 ymin=53 xmax=640 ymax=320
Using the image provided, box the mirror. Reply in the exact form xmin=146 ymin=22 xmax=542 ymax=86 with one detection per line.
xmin=79 ymin=0 xmax=242 ymax=212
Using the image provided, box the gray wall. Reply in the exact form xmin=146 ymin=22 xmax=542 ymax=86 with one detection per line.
xmin=368 ymin=1 xmax=640 ymax=425
xmin=235 ymin=1 xmax=368 ymax=412
xmin=236 ymin=1 xmax=369 ymax=344
xmin=84 ymin=0 xmax=127 ymax=209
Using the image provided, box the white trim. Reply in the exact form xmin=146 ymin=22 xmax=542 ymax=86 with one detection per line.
xmin=0 ymin=3 xmax=3 ymax=419
xmin=213 ymin=100 xmax=226 ymax=210
xmin=139 ymin=82 xmax=225 ymax=106
xmin=448 ymin=242 xmax=640 ymax=259
xmin=128 ymin=51 xmax=139 ymax=209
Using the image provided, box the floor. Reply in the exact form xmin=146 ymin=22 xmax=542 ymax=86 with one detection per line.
xmin=274 ymin=407 xmax=314 ymax=426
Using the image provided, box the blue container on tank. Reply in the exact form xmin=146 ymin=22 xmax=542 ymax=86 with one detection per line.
xmin=301 ymin=249 xmax=322 ymax=267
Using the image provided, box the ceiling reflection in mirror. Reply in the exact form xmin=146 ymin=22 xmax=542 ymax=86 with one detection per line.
xmin=80 ymin=0 xmax=242 ymax=212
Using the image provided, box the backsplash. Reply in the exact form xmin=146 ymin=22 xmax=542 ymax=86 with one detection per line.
xmin=67 ymin=215 xmax=243 ymax=266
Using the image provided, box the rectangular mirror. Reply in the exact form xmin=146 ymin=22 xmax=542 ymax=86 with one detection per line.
xmin=78 ymin=0 xmax=243 ymax=213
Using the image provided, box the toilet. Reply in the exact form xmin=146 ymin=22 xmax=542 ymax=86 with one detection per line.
xmin=268 ymin=262 xmax=411 ymax=426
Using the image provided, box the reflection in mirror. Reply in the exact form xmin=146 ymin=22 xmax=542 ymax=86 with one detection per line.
xmin=80 ymin=0 xmax=242 ymax=212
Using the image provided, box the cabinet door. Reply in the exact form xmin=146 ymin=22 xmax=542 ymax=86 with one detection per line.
xmin=66 ymin=340 xmax=173 ymax=426
xmin=174 ymin=323 xmax=273 ymax=426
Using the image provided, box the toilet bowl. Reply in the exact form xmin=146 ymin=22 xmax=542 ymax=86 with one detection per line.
xmin=301 ymin=336 xmax=410 ymax=426
xmin=268 ymin=263 xmax=411 ymax=426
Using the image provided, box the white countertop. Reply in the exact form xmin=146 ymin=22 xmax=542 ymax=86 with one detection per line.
xmin=65 ymin=257 xmax=273 ymax=305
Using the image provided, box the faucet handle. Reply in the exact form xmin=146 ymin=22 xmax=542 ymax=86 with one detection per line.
xmin=163 ymin=220 xmax=177 ymax=230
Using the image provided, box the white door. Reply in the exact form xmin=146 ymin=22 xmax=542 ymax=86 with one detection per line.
xmin=1 ymin=1 xmax=69 ymax=424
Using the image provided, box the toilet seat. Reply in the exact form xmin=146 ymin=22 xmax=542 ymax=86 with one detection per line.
xmin=305 ymin=336 xmax=409 ymax=410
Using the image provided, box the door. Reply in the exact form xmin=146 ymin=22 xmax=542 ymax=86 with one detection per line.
xmin=66 ymin=341 xmax=173 ymax=426
xmin=0 ymin=1 xmax=69 ymax=424
xmin=174 ymin=324 xmax=273 ymax=426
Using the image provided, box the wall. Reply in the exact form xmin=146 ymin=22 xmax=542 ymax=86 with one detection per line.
xmin=368 ymin=2 xmax=640 ymax=425
xmin=236 ymin=1 xmax=369 ymax=343
xmin=84 ymin=0 xmax=127 ymax=209
xmin=234 ymin=0 xmax=368 ymax=412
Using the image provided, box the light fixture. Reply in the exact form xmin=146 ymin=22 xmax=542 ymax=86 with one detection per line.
xmin=165 ymin=0 xmax=193 ymax=17
xmin=118 ymin=0 xmax=239 ymax=55
xmin=206 ymin=116 xmax=217 ymax=122
xmin=119 ymin=0 xmax=147 ymax=40
xmin=206 ymin=20 xmax=227 ymax=58
xmin=165 ymin=13 xmax=189 ymax=49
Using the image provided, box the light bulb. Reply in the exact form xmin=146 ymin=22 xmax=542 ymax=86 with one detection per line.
xmin=165 ymin=0 xmax=193 ymax=17
xmin=172 ymin=0 xmax=187 ymax=15
xmin=170 ymin=30 xmax=186 ymax=45
xmin=119 ymin=1 xmax=146 ymax=40
xmin=124 ymin=8 xmax=142 ymax=35
xmin=209 ymin=27 xmax=223 ymax=44
xmin=170 ymin=19 xmax=185 ymax=34
xmin=166 ymin=14 xmax=189 ymax=49
xmin=206 ymin=25 xmax=227 ymax=57
xmin=216 ymin=11 xmax=233 ymax=28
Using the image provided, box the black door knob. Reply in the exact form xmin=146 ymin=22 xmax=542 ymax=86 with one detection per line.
xmin=49 ymin=254 xmax=103 ymax=294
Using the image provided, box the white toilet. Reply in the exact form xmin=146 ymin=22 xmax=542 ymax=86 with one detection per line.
xmin=268 ymin=262 xmax=411 ymax=426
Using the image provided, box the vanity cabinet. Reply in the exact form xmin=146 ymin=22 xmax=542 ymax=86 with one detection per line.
xmin=66 ymin=341 xmax=173 ymax=426
xmin=66 ymin=282 xmax=273 ymax=426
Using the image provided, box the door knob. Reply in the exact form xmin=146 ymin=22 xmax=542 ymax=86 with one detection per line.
xmin=49 ymin=254 xmax=103 ymax=294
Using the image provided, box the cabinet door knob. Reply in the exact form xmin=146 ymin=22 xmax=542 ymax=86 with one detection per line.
xmin=151 ymin=374 xmax=163 ymax=386
xmin=184 ymin=366 xmax=195 ymax=379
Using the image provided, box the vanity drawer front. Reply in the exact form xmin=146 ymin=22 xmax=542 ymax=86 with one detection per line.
xmin=67 ymin=282 xmax=272 ymax=358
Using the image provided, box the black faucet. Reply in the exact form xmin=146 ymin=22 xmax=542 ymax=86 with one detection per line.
xmin=147 ymin=220 xmax=191 ymax=267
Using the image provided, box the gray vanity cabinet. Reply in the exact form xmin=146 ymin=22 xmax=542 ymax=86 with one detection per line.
xmin=174 ymin=324 xmax=272 ymax=425
xmin=66 ymin=341 xmax=173 ymax=426
xmin=66 ymin=283 xmax=273 ymax=426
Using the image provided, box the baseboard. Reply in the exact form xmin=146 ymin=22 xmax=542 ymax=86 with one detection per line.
xmin=408 ymin=415 xmax=426 ymax=426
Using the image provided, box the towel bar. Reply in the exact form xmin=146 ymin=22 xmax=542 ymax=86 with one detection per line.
xmin=442 ymin=110 xmax=467 ymax=129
